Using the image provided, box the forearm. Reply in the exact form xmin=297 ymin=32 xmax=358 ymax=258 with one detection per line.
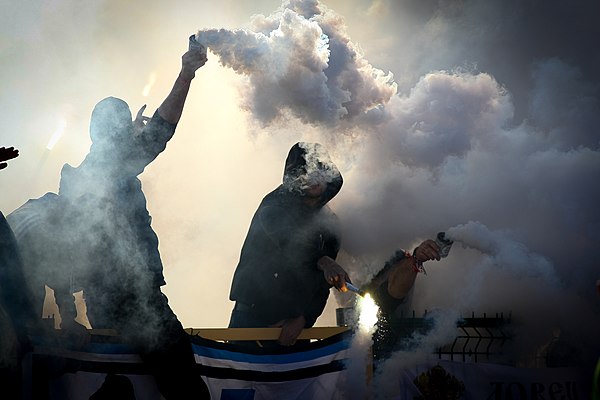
xmin=387 ymin=257 xmax=418 ymax=299
xmin=316 ymin=255 xmax=336 ymax=271
xmin=157 ymin=72 xmax=194 ymax=124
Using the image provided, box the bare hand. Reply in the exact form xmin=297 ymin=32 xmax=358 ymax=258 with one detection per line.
xmin=271 ymin=315 xmax=306 ymax=346
xmin=413 ymin=239 xmax=441 ymax=263
xmin=180 ymin=45 xmax=208 ymax=81
xmin=133 ymin=104 xmax=149 ymax=136
xmin=317 ymin=256 xmax=351 ymax=292
xmin=0 ymin=146 xmax=19 ymax=170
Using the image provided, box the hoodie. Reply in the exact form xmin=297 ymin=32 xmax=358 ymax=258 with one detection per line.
xmin=229 ymin=142 xmax=343 ymax=327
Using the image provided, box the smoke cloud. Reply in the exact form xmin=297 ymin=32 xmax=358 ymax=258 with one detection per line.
xmin=1 ymin=0 xmax=599 ymax=396
xmin=194 ymin=0 xmax=600 ymax=386
xmin=446 ymin=221 xmax=557 ymax=284
xmin=373 ymin=308 xmax=462 ymax=399
xmin=196 ymin=0 xmax=396 ymax=127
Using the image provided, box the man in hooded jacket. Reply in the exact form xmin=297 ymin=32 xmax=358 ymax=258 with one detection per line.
xmin=54 ymin=44 xmax=210 ymax=399
xmin=228 ymin=142 xmax=352 ymax=346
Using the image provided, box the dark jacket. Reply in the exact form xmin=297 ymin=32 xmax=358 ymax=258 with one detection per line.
xmin=6 ymin=193 xmax=80 ymax=317
xmin=229 ymin=142 xmax=343 ymax=327
xmin=58 ymin=110 xmax=175 ymax=287
xmin=0 ymin=212 xmax=39 ymax=334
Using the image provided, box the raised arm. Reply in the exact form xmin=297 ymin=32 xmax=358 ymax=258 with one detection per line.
xmin=157 ymin=44 xmax=208 ymax=124
xmin=387 ymin=239 xmax=440 ymax=299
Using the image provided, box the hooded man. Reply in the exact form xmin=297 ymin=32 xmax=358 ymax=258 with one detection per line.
xmin=53 ymin=44 xmax=210 ymax=399
xmin=228 ymin=142 xmax=352 ymax=346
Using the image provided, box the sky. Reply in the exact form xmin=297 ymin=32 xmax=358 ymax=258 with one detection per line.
xmin=1 ymin=0 xmax=599 ymax=377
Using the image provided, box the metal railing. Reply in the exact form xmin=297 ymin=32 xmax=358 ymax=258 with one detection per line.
xmin=367 ymin=310 xmax=512 ymax=363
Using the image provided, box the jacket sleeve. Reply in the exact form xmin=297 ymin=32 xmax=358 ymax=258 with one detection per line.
xmin=126 ymin=111 xmax=177 ymax=175
xmin=303 ymin=217 xmax=341 ymax=327
xmin=302 ymin=282 xmax=330 ymax=327
xmin=256 ymin=204 xmax=292 ymax=249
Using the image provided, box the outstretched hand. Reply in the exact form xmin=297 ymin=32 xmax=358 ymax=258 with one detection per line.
xmin=133 ymin=104 xmax=149 ymax=136
xmin=413 ymin=239 xmax=441 ymax=263
xmin=180 ymin=44 xmax=208 ymax=81
xmin=0 ymin=146 xmax=19 ymax=170
xmin=157 ymin=41 xmax=209 ymax=124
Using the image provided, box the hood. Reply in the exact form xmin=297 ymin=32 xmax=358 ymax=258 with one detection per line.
xmin=282 ymin=142 xmax=343 ymax=206
xmin=89 ymin=97 xmax=133 ymax=149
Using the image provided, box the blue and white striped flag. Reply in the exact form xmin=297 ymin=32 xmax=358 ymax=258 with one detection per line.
xmin=194 ymin=334 xmax=350 ymax=399
xmin=24 ymin=331 xmax=352 ymax=399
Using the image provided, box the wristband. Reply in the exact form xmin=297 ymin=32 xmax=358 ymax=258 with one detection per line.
xmin=383 ymin=248 xmax=426 ymax=276
xmin=412 ymin=256 xmax=426 ymax=275
xmin=410 ymin=248 xmax=427 ymax=275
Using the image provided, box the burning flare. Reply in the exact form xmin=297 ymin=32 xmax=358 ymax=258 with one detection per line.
xmin=357 ymin=293 xmax=379 ymax=333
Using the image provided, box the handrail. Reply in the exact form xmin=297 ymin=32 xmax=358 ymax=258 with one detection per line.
xmin=185 ymin=326 xmax=350 ymax=341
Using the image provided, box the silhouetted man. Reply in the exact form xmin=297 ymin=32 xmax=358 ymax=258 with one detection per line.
xmin=229 ymin=142 xmax=352 ymax=347
xmin=56 ymin=44 xmax=210 ymax=399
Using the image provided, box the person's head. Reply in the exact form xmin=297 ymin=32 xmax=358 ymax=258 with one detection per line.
xmin=282 ymin=142 xmax=343 ymax=207
xmin=89 ymin=97 xmax=133 ymax=152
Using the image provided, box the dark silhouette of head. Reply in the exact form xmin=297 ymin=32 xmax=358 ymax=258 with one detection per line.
xmin=283 ymin=142 xmax=343 ymax=207
xmin=89 ymin=97 xmax=133 ymax=151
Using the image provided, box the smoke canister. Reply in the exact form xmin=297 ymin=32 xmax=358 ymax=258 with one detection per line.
xmin=336 ymin=307 xmax=357 ymax=327
xmin=435 ymin=231 xmax=453 ymax=258
xmin=188 ymin=34 xmax=203 ymax=51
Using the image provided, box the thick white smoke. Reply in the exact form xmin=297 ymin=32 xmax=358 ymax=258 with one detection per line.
xmin=194 ymin=0 xmax=600 ymax=391
xmin=1 ymin=0 xmax=598 ymax=396
xmin=446 ymin=221 xmax=557 ymax=284
xmin=371 ymin=220 xmax=600 ymax=395
xmin=336 ymin=294 xmax=380 ymax=399
xmin=373 ymin=308 xmax=462 ymax=399
xmin=195 ymin=0 xmax=396 ymax=127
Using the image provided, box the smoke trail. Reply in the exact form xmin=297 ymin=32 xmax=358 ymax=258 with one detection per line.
xmin=446 ymin=221 xmax=558 ymax=285
xmin=0 ymin=0 xmax=597 ymax=397
xmin=367 ymin=221 xmax=600 ymax=396
xmin=192 ymin=1 xmax=599 ymax=387
xmin=336 ymin=294 xmax=379 ymax=399
xmin=195 ymin=0 xmax=396 ymax=127
xmin=373 ymin=308 xmax=462 ymax=400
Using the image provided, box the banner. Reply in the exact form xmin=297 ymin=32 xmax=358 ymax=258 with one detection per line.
xmin=23 ymin=332 xmax=351 ymax=400
xmin=393 ymin=359 xmax=587 ymax=400
xmin=23 ymin=333 xmax=589 ymax=399
xmin=193 ymin=335 xmax=350 ymax=400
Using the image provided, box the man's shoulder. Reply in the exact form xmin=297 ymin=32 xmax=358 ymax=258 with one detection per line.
xmin=141 ymin=110 xmax=177 ymax=137
xmin=9 ymin=192 xmax=61 ymax=216
xmin=316 ymin=204 xmax=340 ymax=225
xmin=6 ymin=192 xmax=63 ymax=238
xmin=258 ymin=187 xmax=290 ymax=209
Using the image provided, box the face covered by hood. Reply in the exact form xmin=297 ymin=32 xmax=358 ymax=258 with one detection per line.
xmin=59 ymin=97 xmax=135 ymax=198
xmin=282 ymin=142 xmax=343 ymax=207
xmin=89 ymin=96 xmax=134 ymax=155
